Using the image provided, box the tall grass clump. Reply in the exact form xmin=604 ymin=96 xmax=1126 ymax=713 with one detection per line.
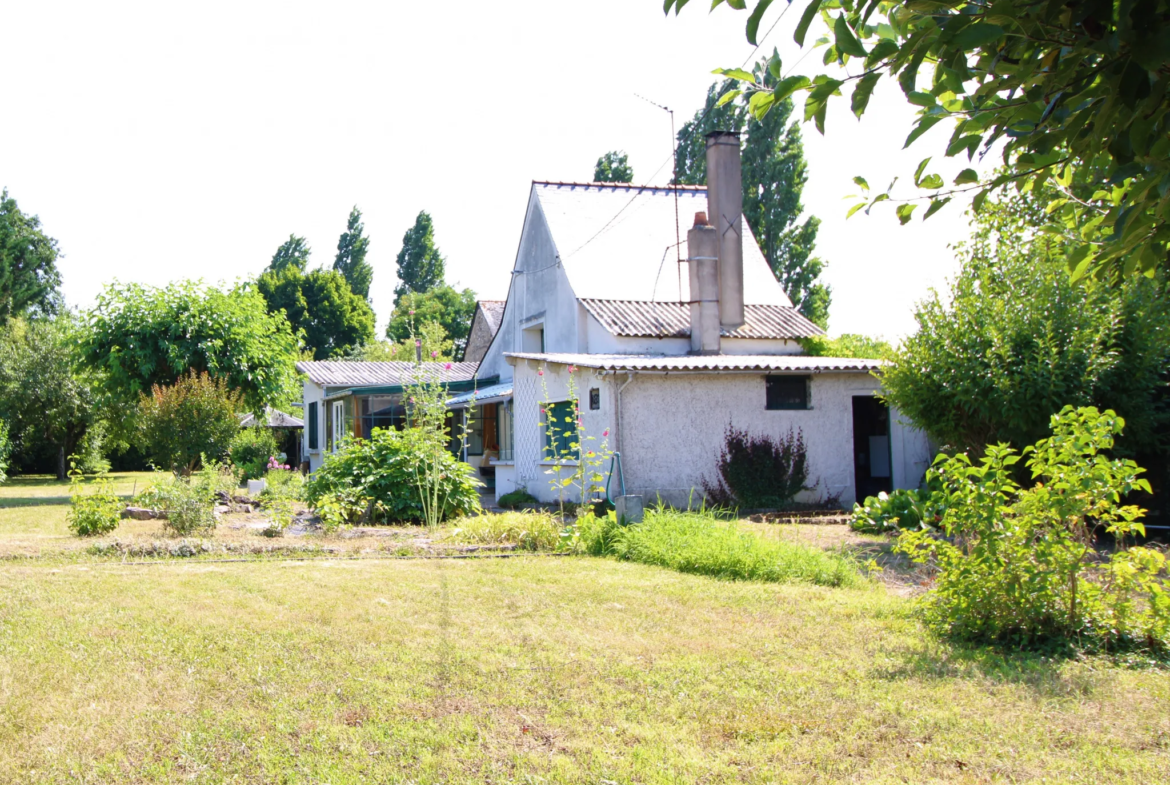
xmin=586 ymin=507 xmax=861 ymax=588
xmin=451 ymin=511 xmax=566 ymax=551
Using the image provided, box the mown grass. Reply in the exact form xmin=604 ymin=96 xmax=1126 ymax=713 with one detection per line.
xmin=1 ymin=557 xmax=1168 ymax=783
xmin=594 ymin=507 xmax=863 ymax=588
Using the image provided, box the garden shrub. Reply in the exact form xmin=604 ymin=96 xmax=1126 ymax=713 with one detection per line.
xmin=261 ymin=467 xmax=304 ymax=502
xmin=899 ymin=406 xmax=1169 ymax=654
xmin=452 ymin=511 xmax=564 ymax=551
xmin=850 ymin=488 xmax=945 ymax=534
xmin=230 ymin=426 xmax=280 ymax=480
xmin=497 ymin=489 xmax=538 ymax=509
xmin=580 ymin=507 xmax=861 ymax=587
xmin=133 ymin=462 xmax=235 ymax=535
xmin=304 ymin=426 xmax=480 ymax=524
xmin=137 ymin=371 xmax=244 ymax=474
xmin=66 ymin=466 xmax=121 ymax=537
xmin=703 ymin=425 xmax=810 ymax=509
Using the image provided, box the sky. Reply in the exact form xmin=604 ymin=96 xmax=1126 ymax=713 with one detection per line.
xmin=1 ymin=1 xmax=994 ymax=341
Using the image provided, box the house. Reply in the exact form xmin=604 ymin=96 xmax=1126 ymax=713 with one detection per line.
xmin=300 ymin=132 xmax=933 ymax=507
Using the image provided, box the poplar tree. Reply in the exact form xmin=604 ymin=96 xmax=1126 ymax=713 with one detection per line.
xmin=394 ymin=211 xmax=446 ymax=300
xmin=333 ymin=206 xmax=373 ymax=300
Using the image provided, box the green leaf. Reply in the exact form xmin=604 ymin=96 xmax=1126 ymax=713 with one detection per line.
xmin=713 ymin=67 xmax=757 ymax=83
xmin=716 ymin=89 xmax=742 ymax=107
xmin=851 ymin=72 xmax=880 ymax=118
xmin=972 ymin=189 xmax=989 ymax=212
xmin=748 ymin=90 xmax=776 ymax=118
xmin=772 ymin=74 xmax=811 ymax=102
xmin=914 ymin=157 xmax=932 ymax=184
xmin=834 ymin=14 xmax=867 ymax=58
xmin=847 ymin=202 xmax=868 ymax=218
xmin=1066 ymin=244 xmax=1092 ymax=281
xmin=767 ymin=49 xmax=782 ymax=79
xmin=950 ymin=23 xmax=1005 ymax=50
xmin=919 ymin=173 xmax=944 ymax=189
xmin=853 ymin=176 xmax=870 ymax=191
xmin=794 ymin=0 xmax=824 ymax=47
xmin=904 ymin=116 xmax=943 ymax=148
xmin=907 ymin=91 xmax=937 ymax=107
xmin=865 ymin=39 xmax=899 ymax=68
xmin=896 ymin=204 xmax=917 ymax=224
xmin=953 ymin=168 xmax=979 ymax=186
xmin=923 ymin=197 xmax=951 ymax=219
xmin=746 ymin=0 xmax=775 ymax=45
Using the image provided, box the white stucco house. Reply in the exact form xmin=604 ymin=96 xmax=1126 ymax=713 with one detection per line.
xmin=298 ymin=132 xmax=932 ymax=507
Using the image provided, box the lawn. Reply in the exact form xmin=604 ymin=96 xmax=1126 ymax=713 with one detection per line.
xmin=1 ymin=476 xmax=1168 ymax=783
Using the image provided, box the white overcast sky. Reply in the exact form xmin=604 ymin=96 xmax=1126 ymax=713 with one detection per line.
xmin=2 ymin=1 xmax=992 ymax=341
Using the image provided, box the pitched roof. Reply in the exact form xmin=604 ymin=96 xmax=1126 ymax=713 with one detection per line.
xmin=296 ymin=361 xmax=478 ymax=387
xmin=477 ymin=300 xmax=505 ymax=332
xmin=531 ymin=182 xmax=792 ymax=307
xmin=504 ymin=352 xmax=883 ymax=373
xmin=580 ymin=299 xmax=824 ymax=340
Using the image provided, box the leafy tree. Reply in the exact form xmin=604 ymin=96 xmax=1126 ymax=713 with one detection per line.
xmin=351 ymin=322 xmax=456 ymax=363
xmin=675 ymin=77 xmax=830 ymax=327
xmin=385 ymin=286 xmax=477 ymax=357
xmin=333 ymin=206 xmax=373 ymax=300
xmin=666 ymin=0 xmax=1170 ymax=280
xmin=0 ymin=188 xmax=62 ymax=319
xmin=882 ymin=185 xmax=1170 ymax=468
xmin=81 ymin=281 xmax=300 ymax=415
xmin=594 ymin=151 xmax=634 ymax=183
xmin=256 ymin=266 xmax=375 ymax=360
xmin=800 ymin=333 xmax=891 ymax=359
xmin=137 ymin=370 xmax=244 ymax=475
xmin=394 ymin=211 xmax=445 ymax=300
xmin=0 ymin=315 xmax=102 ymax=479
xmin=269 ymin=234 xmax=311 ymax=273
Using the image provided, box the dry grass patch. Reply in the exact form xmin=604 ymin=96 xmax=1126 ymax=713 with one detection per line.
xmin=0 ymin=557 xmax=1167 ymax=783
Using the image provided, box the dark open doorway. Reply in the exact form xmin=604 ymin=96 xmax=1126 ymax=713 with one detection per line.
xmin=852 ymin=396 xmax=892 ymax=502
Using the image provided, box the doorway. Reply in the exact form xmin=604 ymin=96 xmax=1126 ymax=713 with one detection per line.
xmin=852 ymin=396 xmax=892 ymax=502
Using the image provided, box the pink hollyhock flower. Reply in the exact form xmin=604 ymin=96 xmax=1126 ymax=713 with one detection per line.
xmin=568 ymin=365 xmax=577 ymax=373
xmin=444 ymin=362 xmax=453 ymax=370
xmin=409 ymin=310 xmax=415 ymax=316
xmin=602 ymin=428 xmax=609 ymax=437
xmin=431 ymin=350 xmax=438 ymax=358
xmin=537 ymin=369 xmax=544 ymax=376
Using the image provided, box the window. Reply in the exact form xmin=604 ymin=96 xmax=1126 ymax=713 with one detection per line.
xmin=542 ymin=400 xmax=579 ymax=461
xmin=466 ymin=403 xmax=497 ymax=457
xmin=498 ymin=400 xmax=514 ymax=461
xmin=307 ymin=402 xmax=318 ymax=451
xmin=589 ymin=387 xmax=600 ymax=410
xmin=361 ymin=395 xmax=404 ymax=434
xmin=331 ymin=400 xmax=346 ymax=452
xmin=766 ymin=375 xmax=810 ymax=410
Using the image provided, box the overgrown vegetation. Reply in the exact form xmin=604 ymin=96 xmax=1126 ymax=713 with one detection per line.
xmin=134 ymin=462 xmax=238 ymax=535
xmin=497 ymin=488 xmax=537 ymax=509
xmin=850 ymin=487 xmax=944 ymax=534
xmin=137 ymin=371 xmax=244 ymax=474
xmin=452 ymin=511 xmax=565 ymax=551
xmin=900 ymin=407 xmax=1169 ymax=655
xmin=703 ymin=425 xmax=810 ymax=510
xmin=229 ymin=426 xmax=280 ymax=480
xmin=580 ymin=507 xmax=861 ymax=588
xmin=66 ymin=465 xmax=121 ymax=537
xmin=305 ymin=426 xmax=480 ymax=525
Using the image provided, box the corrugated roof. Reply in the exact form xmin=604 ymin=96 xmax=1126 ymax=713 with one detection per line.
xmin=504 ymin=352 xmax=883 ymax=373
xmin=447 ymin=382 xmax=513 ymax=407
xmin=531 ymin=182 xmax=793 ymax=307
xmin=580 ymin=299 xmax=824 ymax=340
xmin=297 ymin=361 xmax=479 ymax=387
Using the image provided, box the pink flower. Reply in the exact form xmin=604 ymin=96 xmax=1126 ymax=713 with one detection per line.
xmin=444 ymin=362 xmax=453 ymax=370
xmin=568 ymin=365 xmax=577 ymax=373
xmin=431 ymin=350 xmax=438 ymax=358
xmin=409 ymin=310 xmax=415 ymax=316
xmin=602 ymin=428 xmax=609 ymax=437
xmin=415 ymin=339 xmax=421 ymax=348
xmin=537 ymin=369 xmax=544 ymax=376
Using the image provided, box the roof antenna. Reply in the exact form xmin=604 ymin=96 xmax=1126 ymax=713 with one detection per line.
xmin=635 ymin=92 xmax=682 ymax=303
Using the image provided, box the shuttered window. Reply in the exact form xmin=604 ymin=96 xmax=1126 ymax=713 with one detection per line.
xmin=542 ymin=401 xmax=579 ymax=461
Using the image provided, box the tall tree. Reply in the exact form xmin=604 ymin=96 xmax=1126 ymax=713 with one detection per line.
xmin=666 ymin=0 xmax=1170 ymax=281
xmin=0 ymin=188 xmax=63 ymax=320
xmin=594 ymin=151 xmax=634 ymax=183
xmin=256 ymin=266 xmax=375 ymax=360
xmin=81 ymin=281 xmax=301 ymax=416
xmin=676 ymin=76 xmax=830 ymax=327
xmin=385 ymin=285 xmax=478 ymax=358
xmin=0 ymin=315 xmax=102 ymax=478
xmin=333 ymin=206 xmax=373 ymax=300
xmin=394 ymin=211 xmax=445 ymax=300
xmin=269 ymin=234 xmax=311 ymax=273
